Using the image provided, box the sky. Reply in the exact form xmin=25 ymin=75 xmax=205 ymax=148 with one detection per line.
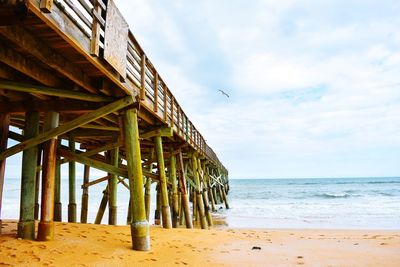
xmin=115 ymin=0 xmax=400 ymax=179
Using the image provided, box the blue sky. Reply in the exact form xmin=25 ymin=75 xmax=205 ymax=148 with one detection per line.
xmin=4 ymin=1 xmax=398 ymax=180
xmin=116 ymin=0 xmax=400 ymax=179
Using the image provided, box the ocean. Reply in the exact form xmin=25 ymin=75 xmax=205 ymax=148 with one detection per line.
xmin=2 ymin=176 xmax=400 ymax=230
xmin=219 ymin=177 xmax=400 ymax=229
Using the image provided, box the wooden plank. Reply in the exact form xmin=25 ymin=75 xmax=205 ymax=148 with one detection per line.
xmin=0 ymin=25 xmax=99 ymax=94
xmin=40 ymin=0 xmax=53 ymax=13
xmin=140 ymin=127 xmax=173 ymax=140
xmin=103 ymin=0 xmax=128 ymax=78
xmin=0 ymin=96 xmax=134 ymax=161
xmin=0 ymin=42 xmax=62 ymax=87
xmin=82 ymin=175 xmax=109 ymax=188
xmin=0 ymin=80 xmax=113 ymax=102
xmin=59 ymin=148 xmax=127 ymax=178
xmin=0 ymin=99 xmax=107 ymax=113
xmin=27 ymin=1 xmax=135 ymax=95
xmin=90 ymin=0 xmax=102 ymax=56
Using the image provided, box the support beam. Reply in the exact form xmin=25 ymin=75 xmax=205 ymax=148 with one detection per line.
xmin=80 ymin=165 xmax=90 ymax=223
xmin=17 ymin=111 xmax=39 ymax=239
xmin=122 ymin=108 xmax=150 ymax=251
xmin=0 ymin=80 xmax=113 ymax=102
xmin=34 ymin=147 xmax=42 ymax=220
xmin=54 ymin=141 xmax=62 ymax=221
xmin=191 ymin=153 xmax=207 ymax=229
xmin=68 ymin=135 xmax=77 ymax=222
xmin=0 ymin=96 xmax=134 ymax=161
xmin=169 ymin=153 xmax=179 ymax=228
xmin=108 ymin=145 xmax=119 ymax=225
xmin=94 ymin=185 xmax=108 ymax=224
xmin=177 ymin=150 xmax=193 ymax=229
xmin=0 ymin=113 xmax=9 ymax=234
xmin=0 ymin=99 xmax=108 ymax=114
xmin=37 ymin=111 xmax=59 ymax=241
xmin=154 ymin=136 xmax=172 ymax=229
xmin=0 ymin=43 xmax=62 ymax=87
xmin=199 ymin=160 xmax=213 ymax=227
xmin=140 ymin=126 xmax=173 ymax=140
xmin=0 ymin=25 xmax=99 ymax=94
xmin=154 ymin=184 xmax=161 ymax=225
xmin=144 ymin=149 xmax=154 ymax=222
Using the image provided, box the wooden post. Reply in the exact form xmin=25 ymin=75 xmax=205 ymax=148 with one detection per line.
xmin=218 ymin=170 xmax=230 ymax=209
xmin=169 ymin=153 xmax=179 ymax=228
xmin=122 ymin=108 xmax=150 ymax=251
xmin=54 ymin=140 xmax=62 ymax=221
xmin=126 ymin=196 xmax=132 ymax=225
xmin=95 ymin=185 xmax=108 ymax=224
xmin=108 ymin=146 xmax=119 ymax=225
xmin=80 ymin=165 xmax=90 ymax=223
xmin=144 ymin=149 xmax=154 ymax=222
xmin=177 ymin=150 xmax=193 ymax=228
xmin=37 ymin=111 xmax=59 ymax=241
xmin=154 ymin=184 xmax=161 ymax=225
xmin=68 ymin=135 xmax=77 ymax=222
xmin=34 ymin=146 xmax=42 ymax=220
xmin=192 ymin=153 xmax=207 ymax=229
xmin=154 ymin=136 xmax=172 ymax=229
xmin=0 ymin=113 xmax=10 ymax=234
xmin=200 ymin=161 xmax=213 ymax=227
xmin=17 ymin=111 xmax=39 ymax=239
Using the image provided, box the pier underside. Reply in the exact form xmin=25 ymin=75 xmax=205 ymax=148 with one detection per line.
xmin=0 ymin=0 xmax=229 ymax=251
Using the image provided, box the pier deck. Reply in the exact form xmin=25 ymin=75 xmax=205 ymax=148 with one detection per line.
xmin=0 ymin=0 xmax=229 ymax=250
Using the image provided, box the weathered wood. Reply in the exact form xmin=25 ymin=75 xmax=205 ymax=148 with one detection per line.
xmin=154 ymin=73 xmax=158 ymax=112
xmin=199 ymin=161 xmax=213 ymax=227
xmin=0 ymin=96 xmax=134 ymax=161
xmin=90 ymin=0 xmax=101 ymax=56
xmin=0 ymin=43 xmax=62 ymax=87
xmin=68 ymin=135 xmax=77 ymax=223
xmin=60 ymin=141 xmax=121 ymax=165
xmin=80 ymin=165 xmax=90 ymax=223
xmin=54 ymin=140 xmax=62 ymax=221
xmin=103 ymin=0 xmax=129 ymax=78
xmin=82 ymin=175 xmax=109 ymax=188
xmin=17 ymin=111 xmax=39 ymax=239
xmin=140 ymin=54 xmax=146 ymax=100
xmin=122 ymin=108 xmax=150 ymax=251
xmin=34 ymin=147 xmax=42 ymax=220
xmin=59 ymin=149 xmax=127 ymax=178
xmin=37 ymin=111 xmax=59 ymax=241
xmin=0 ymin=80 xmax=113 ymax=102
xmin=140 ymin=126 xmax=173 ymax=140
xmin=144 ymin=149 xmax=154 ymax=222
xmin=192 ymin=153 xmax=207 ymax=229
xmin=0 ymin=25 xmax=99 ymax=94
xmin=154 ymin=136 xmax=172 ymax=229
xmin=40 ymin=0 xmax=53 ymax=13
xmin=0 ymin=113 xmax=9 ymax=234
xmin=95 ymin=185 xmax=109 ymax=224
xmin=154 ymin=184 xmax=161 ymax=225
xmin=0 ymin=99 xmax=108 ymax=114
xmin=169 ymin=153 xmax=179 ymax=228
xmin=108 ymin=145 xmax=119 ymax=225
xmin=177 ymin=150 xmax=193 ymax=229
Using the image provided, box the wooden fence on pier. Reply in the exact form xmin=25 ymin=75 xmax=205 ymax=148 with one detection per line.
xmin=0 ymin=0 xmax=229 ymax=251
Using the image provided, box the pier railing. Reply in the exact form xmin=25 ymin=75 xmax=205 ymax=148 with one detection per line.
xmin=37 ymin=0 xmax=226 ymax=172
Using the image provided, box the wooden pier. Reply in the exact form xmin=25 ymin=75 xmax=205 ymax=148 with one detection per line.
xmin=0 ymin=0 xmax=229 ymax=251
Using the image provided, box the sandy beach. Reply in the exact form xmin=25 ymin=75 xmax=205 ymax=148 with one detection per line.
xmin=0 ymin=220 xmax=399 ymax=266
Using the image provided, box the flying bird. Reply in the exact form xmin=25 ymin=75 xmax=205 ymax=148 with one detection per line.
xmin=218 ymin=89 xmax=230 ymax=98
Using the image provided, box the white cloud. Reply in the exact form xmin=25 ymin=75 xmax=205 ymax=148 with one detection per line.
xmin=117 ymin=0 xmax=400 ymax=178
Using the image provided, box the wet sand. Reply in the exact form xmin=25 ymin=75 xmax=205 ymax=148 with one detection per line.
xmin=0 ymin=220 xmax=399 ymax=266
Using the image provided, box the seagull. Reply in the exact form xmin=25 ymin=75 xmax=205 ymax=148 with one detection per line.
xmin=218 ymin=89 xmax=230 ymax=98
